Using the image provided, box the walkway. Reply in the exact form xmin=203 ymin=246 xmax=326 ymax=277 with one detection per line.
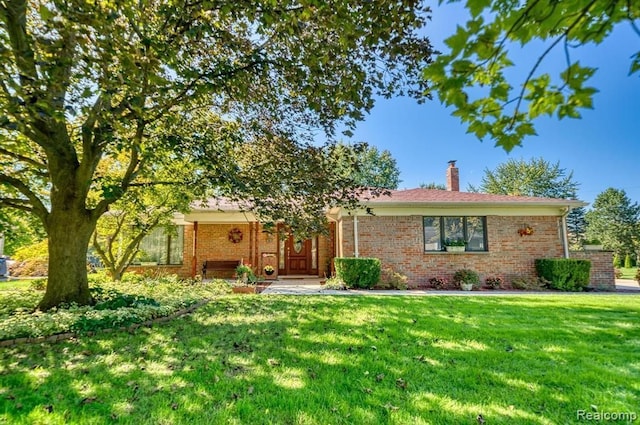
xmin=261 ymin=277 xmax=640 ymax=295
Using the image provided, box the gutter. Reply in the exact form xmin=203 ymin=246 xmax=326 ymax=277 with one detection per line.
xmin=561 ymin=207 xmax=571 ymax=258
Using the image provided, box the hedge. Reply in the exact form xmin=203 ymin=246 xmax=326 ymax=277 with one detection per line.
xmin=334 ymin=257 xmax=381 ymax=289
xmin=535 ymin=258 xmax=591 ymax=291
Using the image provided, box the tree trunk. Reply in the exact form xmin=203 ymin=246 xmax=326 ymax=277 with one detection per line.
xmin=38 ymin=210 xmax=97 ymax=311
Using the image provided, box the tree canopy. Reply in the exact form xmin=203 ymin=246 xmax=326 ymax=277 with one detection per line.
xmin=425 ymin=0 xmax=640 ymax=151
xmin=470 ymin=157 xmax=579 ymax=199
xmin=585 ymin=188 xmax=639 ymax=257
xmin=0 ymin=0 xmax=434 ymax=308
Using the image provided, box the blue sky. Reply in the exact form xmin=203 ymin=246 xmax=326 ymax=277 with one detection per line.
xmin=347 ymin=4 xmax=640 ymax=207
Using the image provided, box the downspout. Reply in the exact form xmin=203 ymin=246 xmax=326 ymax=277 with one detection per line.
xmin=191 ymin=221 xmax=199 ymax=277
xmin=353 ymin=214 xmax=359 ymax=258
xmin=561 ymin=207 xmax=570 ymax=259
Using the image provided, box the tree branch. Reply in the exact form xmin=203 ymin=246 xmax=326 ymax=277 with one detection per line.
xmin=0 ymin=146 xmax=47 ymax=170
xmin=0 ymin=175 xmax=48 ymax=224
xmin=0 ymin=197 xmax=33 ymax=213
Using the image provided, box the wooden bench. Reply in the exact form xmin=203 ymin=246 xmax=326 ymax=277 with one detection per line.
xmin=202 ymin=260 xmax=241 ymax=279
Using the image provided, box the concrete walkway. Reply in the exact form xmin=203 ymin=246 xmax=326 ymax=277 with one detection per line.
xmin=261 ymin=277 xmax=640 ymax=295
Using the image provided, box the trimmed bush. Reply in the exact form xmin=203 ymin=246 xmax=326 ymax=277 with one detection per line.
xmin=612 ymin=254 xmax=622 ymax=268
xmin=624 ymin=254 xmax=632 ymax=269
xmin=375 ymin=267 xmax=408 ymax=290
xmin=535 ymin=259 xmax=591 ymax=291
xmin=334 ymin=257 xmax=381 ymax=289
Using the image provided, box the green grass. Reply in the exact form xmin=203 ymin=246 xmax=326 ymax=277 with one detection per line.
xmin=618 ymin=267 xmax=638 ymax=280
xmin=0 ymin=278 xmax=32 ymax=291
xmin=0 ymin=294 xmax=638 ymax=424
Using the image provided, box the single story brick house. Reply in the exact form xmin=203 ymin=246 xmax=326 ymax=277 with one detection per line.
xmin=135 ymin=163 xmax=614 ymax=289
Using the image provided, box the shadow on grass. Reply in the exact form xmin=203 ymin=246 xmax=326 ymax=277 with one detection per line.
xmin=0 ymin=295 xmax=638 ymax=424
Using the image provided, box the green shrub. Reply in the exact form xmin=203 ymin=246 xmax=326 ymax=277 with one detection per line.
xmin=323 ymin=277 xmax=347 ymax=290
xmin=13 ymin=240 xmax=48 ymax=261
xmin=535 ymin=259 xmax=591 ymax=291
xmin=375 ymin=267 xmax=408 ymax=290
xmin=510 ymin=276 xmax=548 ymax=290
xmin=624 ymin=254 xmax=632 ymax=268
xmin=29 ymin=279 xmax=47 ymax=291
xmin=334 ymin=257 xmax=381 ymax=289
xmin=485 ymin=277 xmax=503 ymax=289
xmin=428 ymin=277 xmax=447 ymax=289
xmin=453 ymin=269 xmax=480 ymax=288
xmin=612 ymin=254 xmax=622 ymax=268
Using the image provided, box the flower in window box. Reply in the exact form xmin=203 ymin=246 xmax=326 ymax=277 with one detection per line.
xmin=263 ymin=265 xmax=275 ymax=275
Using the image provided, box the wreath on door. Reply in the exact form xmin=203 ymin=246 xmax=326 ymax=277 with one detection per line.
xmin=228 ymin=227 xmax=243 ymax=243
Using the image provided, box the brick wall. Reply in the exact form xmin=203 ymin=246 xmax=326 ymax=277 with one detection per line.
xmin=138 ymin=222 xmax=335 ymax=279
xmin=340 ymin=215 xmax=567 ymax=287
xmin=569 ymin=250 xmax=615 ymax=290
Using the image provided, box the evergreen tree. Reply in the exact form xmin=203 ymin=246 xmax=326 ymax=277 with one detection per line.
xmin=585 ymin=188 xmax=640 ymax=259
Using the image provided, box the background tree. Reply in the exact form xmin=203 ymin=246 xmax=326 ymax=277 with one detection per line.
xmin=0 ymin=209 xmax=45 ymax=256
xmin=331 ymin=143 xmax=401 ymax=190
xmin=566 ymin=205 xmax=587 ymax=248
xmin=471 ymin=157 xmax=585 ymax=245
xmin=585 ymin=188 xmax=640 ymax=259
xmin=0 ymin=0 xmax=434 ymax=309
xmin=425 ymin=0 xmax=640 ymax=151
xmin=470 ymin=158 xmax=579 ymax=199
xmin=419 ymin=182 xmax=446 ymax=190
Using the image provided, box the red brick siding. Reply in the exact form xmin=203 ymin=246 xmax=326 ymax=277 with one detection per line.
xmin=340 ymin=215 xmax=566 ymax=287
xmin=569 ymin=250 xmax=615 ymax=290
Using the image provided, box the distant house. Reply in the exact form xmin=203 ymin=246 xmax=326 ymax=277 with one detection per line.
xmin=135 ymin=163 xmax=614 ymax=289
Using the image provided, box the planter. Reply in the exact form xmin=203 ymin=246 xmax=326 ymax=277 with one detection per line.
xmin=583 ymin=244 xmax=603 ymax=251
xmin=445 ymin=246 xmax=465 ymax=253
xmin=232 ymin=286 xmax=257 ymax=294
xmin=265 ymin=270 xmax=274 ymax=276
xmin=460 ymin=283 xmax=474 ymax=291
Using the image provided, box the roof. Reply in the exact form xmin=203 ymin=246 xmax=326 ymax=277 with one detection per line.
xmin=360 ymin=188 xmax=586 ymax=208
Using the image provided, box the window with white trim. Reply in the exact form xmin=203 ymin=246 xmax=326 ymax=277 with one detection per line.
xmin=423 ymin=216 xmax=487 ymax=252
xmin=136 ymin=226 xmax=184 ymax=265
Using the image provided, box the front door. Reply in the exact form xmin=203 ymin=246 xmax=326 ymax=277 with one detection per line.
xmin=287 ymin=237 xmax=310 ymax=274
xmin=279 ymin=233 xmax=318 ymax=275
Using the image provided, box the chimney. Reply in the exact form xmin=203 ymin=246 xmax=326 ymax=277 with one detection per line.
xmin=446 ymin=160 xmax=459 ymax=191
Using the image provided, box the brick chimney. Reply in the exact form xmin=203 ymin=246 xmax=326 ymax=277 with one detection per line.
xmin=446 ymin=160 xmax=459 ymax=191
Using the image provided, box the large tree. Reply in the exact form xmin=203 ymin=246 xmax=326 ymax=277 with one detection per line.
xmin=470 ymin=157 xmax=579 ymax=198
xmin=0 ymin=0 xmax=434 ymax=309
xmin=425 ymin=0 xmax=640 ymax=151
xmin=585 ymin=188 xmax=639 ymax=257
xmin=331 ymin=143 xmax=401 ymax=190
xmin=471 ymin=158 xmax=585 ymax=244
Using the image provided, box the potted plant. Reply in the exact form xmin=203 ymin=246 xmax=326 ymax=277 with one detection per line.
xmin=263 ymin=265 xmax=275 ymax=276
xmin=453 ymin=269 xmax=479 ymax=291
xmin=444 ymin=238 xmax=466 ymax=252
xmin=234 ymin=264 xmax=256 ymax=292
xmin=582 ymin=239 xmax=603 ymax=250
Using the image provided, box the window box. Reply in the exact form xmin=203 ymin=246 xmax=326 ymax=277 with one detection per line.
xmin=445 ymin=246 xmax=465 ymax=253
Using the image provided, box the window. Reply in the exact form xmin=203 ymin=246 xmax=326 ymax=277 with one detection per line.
xmin=136 ymin=226 xmax=184 ymax=265
xmin=423 ymin=217 xmax=487 ymax=252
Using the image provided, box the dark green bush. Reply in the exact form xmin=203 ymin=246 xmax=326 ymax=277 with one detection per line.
xmin=535 ymin=259 xmax=591 ymax=291
xmin=624 ymin=254 xmax=632 ymax=268
xmin=334 ymin=257 xmax=381 ymax=289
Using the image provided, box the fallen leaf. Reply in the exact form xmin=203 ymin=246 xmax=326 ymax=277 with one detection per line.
xmin=383 ymin=403 xmax=399 ymax=411
xmin=375 ymin=373 xmax=385 ymax=382
xmin=81 ymin=397 xmax=97 ymax=405
xmin=362 ymin=388 xmax=373 ymax=394
xmin=267 ymin=358 xmax=280 ymax=366
xmin=171 ymin=403 xmax=179 ymax=410
xmin=44 ymin=405 xmax=53 ymax=413
xmin=396 ymin=378 xmax=407 ymax=390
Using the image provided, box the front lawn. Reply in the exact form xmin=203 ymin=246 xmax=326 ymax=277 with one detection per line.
xmin=1 ymin=294 xmax=638 ymax=424
xmin=618 ymin=267 xmax=638 ymax=280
